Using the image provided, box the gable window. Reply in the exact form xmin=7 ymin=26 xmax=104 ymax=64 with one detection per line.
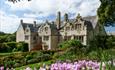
xmin=26 ymin=29 xmax=29 ymax=32
xmin=25 ymin=35 xmax=29 ymax=40
xmin=45 ymin=27 xmax=48 ymax=31
xmin=75 ymin=24 xmax=81 ymax=30
xmin=66 ymin=27 xmax=70 ymax=31
xmin=44 ymin=36 xmax=49 ymax=41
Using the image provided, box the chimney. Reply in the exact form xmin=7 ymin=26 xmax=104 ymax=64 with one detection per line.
xmin=64 ymin=13 xmax=68 ymax=22
xmin=56 ymin=11 xmax=61 ymax=29
xmin=20 ymin=19 xmax=23 ymax=24
xmin=33 ymin=21 xmax=36 ymax=27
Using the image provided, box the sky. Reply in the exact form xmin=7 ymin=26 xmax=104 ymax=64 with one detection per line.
xmin=0 ymin=0 xmax=114 ymax=33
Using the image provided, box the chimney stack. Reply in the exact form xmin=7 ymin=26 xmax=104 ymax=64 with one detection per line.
xmin=20 ymin=19 xmax=23 ymax=24
xmin=56 ymin=11 xmax=61 ymax=29
xmin=64 ymin=13 xmax=68 ymax=22
xmin=33 ymin=21 xmax=36 ymax=27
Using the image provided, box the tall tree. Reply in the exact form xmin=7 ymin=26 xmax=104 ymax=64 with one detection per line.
xmin=97 ymin=0 xmax=115 ymax=26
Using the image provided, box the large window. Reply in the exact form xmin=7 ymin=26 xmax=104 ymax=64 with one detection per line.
xmin=67 ymin=36 xmax=71 ymax=40
xmin=64 ymin=36 xmax=71 ymax=41
xmin=44 ymin=36 xmax=49 ymax=41
xmin=75 ymin=24 xmax=81 ymax=30
xmin=74 ymin=36 xmax=84 ymax=42
xmin=25 ymin=35 xmax=29 ymax=40
xmin=66 ymin=27 xmax=70 ymax=31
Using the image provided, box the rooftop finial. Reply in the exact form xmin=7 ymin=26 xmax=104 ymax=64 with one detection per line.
xmin=77 ymin=13 xmax=81 ymax=19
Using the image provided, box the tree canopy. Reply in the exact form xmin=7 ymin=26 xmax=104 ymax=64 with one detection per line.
xmin=97 ymin=0 xmax=115 ymax=26
xmin=0 ymin=32 xmax=16 ymax=43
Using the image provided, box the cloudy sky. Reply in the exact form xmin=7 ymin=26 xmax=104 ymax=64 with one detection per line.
xmin=0 ymin=0 xmax=114 ymax=33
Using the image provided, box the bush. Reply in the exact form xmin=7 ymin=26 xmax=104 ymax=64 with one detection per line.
xmin=26 ymin=55 xmax=33 ymax=61
xmin=0 ymin=42 xmax=28 ymax=53
xmin=17 ymin=42 xmax=28 ymax=52
xmin=6 ymin=42 xmax=17 ymax=50
xmin=41 ymin=54 xmax=51 ymax=61
xmin=59 ymin=39 xmax=83 ymax=50
xmin=0 ymin=43 xmax=11 ymax=52
xmin=59 ymin=39 xmax=84 ymax=54
xmin=41 ymin=50 xmax=55 ymax=55
xmin=89 ymin=35 xmax=115 ymax=51
xmin=14 ymin=63 xmax=21 ymax=67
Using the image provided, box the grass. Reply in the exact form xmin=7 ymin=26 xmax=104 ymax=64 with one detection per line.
xmin=0 ymin=52 xmax=22 ymax=57
xmin=15 ymin=60 xmax=52 ymax=70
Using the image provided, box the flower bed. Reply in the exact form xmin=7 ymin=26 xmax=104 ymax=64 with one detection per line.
xmin=1 ymin=60 xmax=115 ymax=70
xmin=50 ymin=60 xmax=105 ymax=70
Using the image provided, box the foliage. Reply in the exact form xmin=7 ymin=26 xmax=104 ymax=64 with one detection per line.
xmin=0 ymin=43 xmax=11 ymax=52
xmin=0 ymin=32 xmax=16 ymax=43
xmin=89 ymin=35 xmax=115 ymax=51
xmin=97 ymin=0 xmax=115 ymax=26
xmin=0 ymin=42 xmax=28 ymax=53
xmin=56 ymin=39 xmax=86 ymax=60
xmin=59 ymin=39 xmax=83 ymax=50
xmin=6 ymin=42 xmax=17 ymax=50
xmin=17 ymin=42 xmax=28 ymax=52
xmin=0 ymin=51 xmax=53 ymax=68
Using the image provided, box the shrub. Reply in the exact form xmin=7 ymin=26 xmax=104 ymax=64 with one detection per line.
xmin=0 ymin=42 xmax=28 ymax=53
xmin=14 ymin=63 xmax=21 ymax=67
xmin=59 ymin=39 xmax=84 ymax=54
xmin=41 ymin=50 xmax=55 ymax=55
xmin=27 ymin=58 xmax=38 ymax=64
xmin=26 ymin=55 xmax=33 ymax=61
xmin=41 ymin=54 xmax=51 ymax=61
xmin=0 ymin=43 xmax=11 ymax=52
xmin=6 ymin=42 xmax=17 ymax=50
xmin=17 ymin=42 xmax=28 ymax=52
xmin=59 ymin=39 xmax=83 ymax=50
xmin=89 ymin=35 xmax=115 ymax=51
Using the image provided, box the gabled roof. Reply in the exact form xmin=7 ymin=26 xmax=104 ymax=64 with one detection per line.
xmin=59 ymin=16 xmax=97 ymax=29
xmin=19 ymin=16 xmax=98 ymax=32
xmin=83 ymin=16 xmax=98 ymax=28
xmin=21 ymin=23 xmax=37 ymax=32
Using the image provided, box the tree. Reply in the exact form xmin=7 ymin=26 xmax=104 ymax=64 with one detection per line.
xmin=89 ymin=35 xmax=115 ymax=51
xmin=97 ymin=0 xmax=115 ymax=26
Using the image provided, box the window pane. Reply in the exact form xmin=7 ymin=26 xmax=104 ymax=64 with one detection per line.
xmin=25 ymin=35 xmax=29 ymax=40
xmin=44 ymin=36 xmax=49 ymax=41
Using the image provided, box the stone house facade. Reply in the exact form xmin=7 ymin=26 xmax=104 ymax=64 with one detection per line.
xmin=16 ymin=12 xmax=105 ymax=51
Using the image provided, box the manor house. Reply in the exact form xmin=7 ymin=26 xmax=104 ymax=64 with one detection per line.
xmin=16 ymin=12 xmax=105 ymax=51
